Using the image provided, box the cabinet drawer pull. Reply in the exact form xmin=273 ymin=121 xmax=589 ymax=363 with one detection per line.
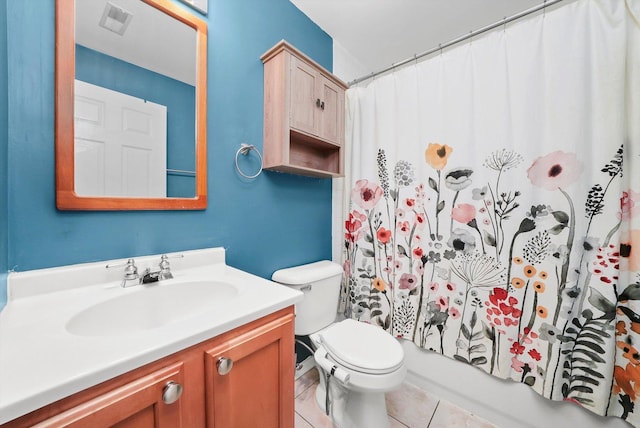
xmin=162 ymin=381 xmax=183 ymax=404
xmin=217 ymin=357 xmax=234 ymax=375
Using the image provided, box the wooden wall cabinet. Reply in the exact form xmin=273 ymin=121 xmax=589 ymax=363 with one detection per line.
xmin=2 ymin=308 xmax=295 ymax=428
xmin=261 ymin=40 xmax=348 ymax=178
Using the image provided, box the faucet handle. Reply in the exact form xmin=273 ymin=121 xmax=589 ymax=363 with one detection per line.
xmin=122 ymin=259 xmax=139 ymax=280
xmin=159 ymin=254 xmax=183 ymax=280
xmin=159 ymin=254 xmax=171 ymax=270
xmin=106 ymin=258 xmax=138 ymax=276
xmin=106 ymin=259 xmax=139 ymax=287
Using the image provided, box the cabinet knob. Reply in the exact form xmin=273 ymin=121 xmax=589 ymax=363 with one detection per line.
xmin=217 ymin=357 xmax=234 ymax=375
xmin=162 ymin=381 xmax=183 ymax=405
xmin=320 ymin=101 xmax=325 ymax=110
xmin=316 ymin=98 xmax=321 ymax=108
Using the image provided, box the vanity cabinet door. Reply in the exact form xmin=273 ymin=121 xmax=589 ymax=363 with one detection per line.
xmin=204 ymin=310 xmax=295 ymax=428
xmin=22 ymin=363 xmax=186 ymax=428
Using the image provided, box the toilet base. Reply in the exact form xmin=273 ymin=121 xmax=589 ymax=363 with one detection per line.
xmin=315 ymin=373 xmax=391 ymax=428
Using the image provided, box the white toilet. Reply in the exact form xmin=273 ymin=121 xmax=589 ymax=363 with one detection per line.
xmin=272 ymin=260 xmax=406 ymax=428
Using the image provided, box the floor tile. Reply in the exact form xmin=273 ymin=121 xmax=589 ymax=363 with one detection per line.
xmin=295 ymin=381 xmax=336 ymax=428
xmin=295 ymin=412 xmax=314 ymax=428
xmin=296 ymin=367 xmax=320 ymax=397
xmin=428 ymin=400 xmax=498 ymax=428
xmin=389 ymin=416 xmax=410 ymax=427
xmin=386 ymin=382 xmax=439 ymax=427
xmin=296 ymin=376 xmax=408 ymax=428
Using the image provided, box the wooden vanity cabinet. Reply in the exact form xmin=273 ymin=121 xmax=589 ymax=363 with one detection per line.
xmin=1 ymin=307 xmax=295 ymax=428
xmin=262 ymin=40 xmax=347 ymax=178
xmin=204 ymin=307 xmax=295 ymax=427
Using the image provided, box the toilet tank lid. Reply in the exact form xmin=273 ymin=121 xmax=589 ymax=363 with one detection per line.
xmin=272 ymin=260 xmax=343 ymax=285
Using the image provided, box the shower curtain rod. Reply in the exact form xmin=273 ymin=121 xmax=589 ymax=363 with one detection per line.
xmin=349 ymin=0 xmax=565 ymax=86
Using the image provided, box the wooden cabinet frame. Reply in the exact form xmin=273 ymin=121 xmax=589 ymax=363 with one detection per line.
xmin=1 ymin=308 xmax=295 ymax=428
xmin=262 ymin=40 xmax=347 ymax=178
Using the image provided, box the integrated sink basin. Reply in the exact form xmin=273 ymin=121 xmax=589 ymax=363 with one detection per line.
xmin=66 ymin=280 xmax=240 ymax=336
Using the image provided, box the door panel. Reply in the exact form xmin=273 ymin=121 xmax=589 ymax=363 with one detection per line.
xmin=74 ymin=80 xmax=167 ymax=197
xmin=204 ymin=316 xmax=295 ymax=428
xmin=289 ymin=57 xmax=318 ymax=136
xmin=35 ymin=363 xmax=185 ymax=428
xmin=318 ymin=77 xmax=341 ymax=144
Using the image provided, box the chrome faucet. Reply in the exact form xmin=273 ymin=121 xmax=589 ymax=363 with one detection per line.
xmin=107 ymin=254 xmax=183 ymax=287
xmin=141 ymin=254 xmax=182 ymax=283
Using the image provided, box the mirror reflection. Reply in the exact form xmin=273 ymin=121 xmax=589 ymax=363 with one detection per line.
xmin=55 ymin=0 xmax=207 ymax=210
xmin=74 ymin=0 xmax=197 ymax=198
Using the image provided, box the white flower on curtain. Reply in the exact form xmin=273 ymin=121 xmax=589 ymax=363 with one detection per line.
xmin=341 ymin=0 xmax=640 ymax=425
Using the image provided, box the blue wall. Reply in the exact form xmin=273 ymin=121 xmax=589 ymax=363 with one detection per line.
xmin=0 ymin=1 xmax=8 ymax=304
xmin=1 ymin=0 xmax=333 ymax=309
xmin=75 ymin=45 xmax=196 ymax=197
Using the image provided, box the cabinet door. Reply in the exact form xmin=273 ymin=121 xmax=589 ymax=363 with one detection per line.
xmin=317 ymin=75 xmax=344 ymax=145
xmin=204 ymin=315 xmax=295 ymax=428
xmin=33 ymin=363 xmax=186 ymax=428
xmin=289 ymin=56 xmax=319 ymax=136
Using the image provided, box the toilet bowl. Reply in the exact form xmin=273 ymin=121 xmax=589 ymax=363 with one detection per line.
xmin=272 ymin=261 xmax=406 ymax=428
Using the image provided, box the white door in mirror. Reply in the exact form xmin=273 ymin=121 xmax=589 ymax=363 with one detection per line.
xmin=74 ymin=80 xmax=167 ymax=198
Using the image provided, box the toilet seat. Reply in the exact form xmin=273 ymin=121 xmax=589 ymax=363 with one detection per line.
xmin=318 ymin=319 xmax=404 ymax=375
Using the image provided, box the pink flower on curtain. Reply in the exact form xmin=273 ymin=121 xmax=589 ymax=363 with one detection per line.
xmin=510 ymin=357 xmax=528 ymax=373
xmin=451 ymin=203 xmax=476 ymax=224
xmin=436 ymin=296 xmax=448 ymax=310
xmin=620 ymin=190 xmax=640 ymax=221
xmin=352 ymin=179 xmax=383 ymax=209
xmin=343 ymin=260 xmax=351 ymax=278
xmin=526 ymin=151 xmax=583 ymax=190
xmin=448 ymin=307 xmax=461 ymax=319
xmin=397 ymin=221 xmax=411 ymax=236
xmin=398 ymin=273 xmax=418 ymax=290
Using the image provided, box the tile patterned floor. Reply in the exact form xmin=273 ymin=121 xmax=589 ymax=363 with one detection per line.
xmin=294 ymin=367 xmax=498 ymax=428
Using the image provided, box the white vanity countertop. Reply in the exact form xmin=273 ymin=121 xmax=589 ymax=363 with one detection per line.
xmin=0 ymin=247 xmax=303 ymax=424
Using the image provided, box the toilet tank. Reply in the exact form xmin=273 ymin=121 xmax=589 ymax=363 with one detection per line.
xmin=272 ymin=260 xmax=343 ymax=336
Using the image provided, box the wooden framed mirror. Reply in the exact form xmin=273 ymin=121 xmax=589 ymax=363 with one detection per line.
xmin=56 ymin=0 xmax=207 ymax=210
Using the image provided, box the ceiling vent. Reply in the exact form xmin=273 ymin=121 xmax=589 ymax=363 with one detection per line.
xmin=98 ymin=2 xmax=133 ymax=36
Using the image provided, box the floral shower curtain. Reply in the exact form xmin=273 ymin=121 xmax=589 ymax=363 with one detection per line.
xmin=341 ymin=0 xmax=640 ymax=424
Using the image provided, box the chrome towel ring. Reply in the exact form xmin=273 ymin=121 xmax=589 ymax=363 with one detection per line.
xmin=235 ymin=143 xmax=263 ymax=179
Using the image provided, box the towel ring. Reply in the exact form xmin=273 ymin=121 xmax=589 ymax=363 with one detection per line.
xmin=235 ymin=143 xmax=263 ymax=179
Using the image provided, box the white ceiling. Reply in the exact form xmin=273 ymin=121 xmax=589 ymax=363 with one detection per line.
xmin=290 ymin=0 xmax=551 ymax=83
xmin=76 ymin=0 xmax=197 ymax=85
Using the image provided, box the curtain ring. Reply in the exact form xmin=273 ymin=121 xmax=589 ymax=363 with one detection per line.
xmin=235 ymin=143 xmax=263 ymax=179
